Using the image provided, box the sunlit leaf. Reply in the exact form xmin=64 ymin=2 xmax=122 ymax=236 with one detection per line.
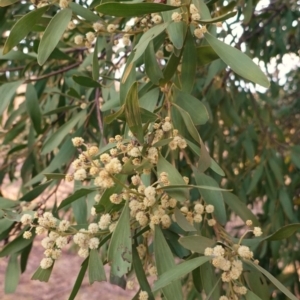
xmin=153 ymin=256 xmax=211 ymax=292
xmin=3 ymin=6 xmax=49 ymax=54
xmin=154 ymin=225 xmax=183 ymax=299
xmin=88 ymin=249 xmax=106 ymax=284
xmin=108 ymin=201 xmax=132 ymax=277
xmin=204 ymin=32 xmax=270 ymax=88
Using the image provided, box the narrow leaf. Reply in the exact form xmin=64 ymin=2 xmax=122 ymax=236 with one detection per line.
xmin=132 ymin=247 xmax=155 ymax=300
xmin=88 ymin=249 xmax=106 ymax=284
xmin=124 ymin=82 xmax=144 ymax=143
xmin=180 ymin=29 xmax=197 ymax=92
xmin=0 ymin=0 xmax=19 ymax=7
xmin=3 ymin=6 xmax=49 ymax=54
xmin=246 ymin=291 xmax=263 ymax=300
xmin=265 ymin=223 xmax=300 ymax=241
xmin=25 ymin=83 xmax=42 ymax=134
xmin=5 ymin=254 xmax=20 ymax=294
xmin=19 ymin=180 xmax=52 ymax=202
xmin=108 ymin=201 xmax=132 ymax=277
xmin=154 ymin=225 xmax=183 ymax=299
xmin=69 ymin=2 xmax=100 ymax=22
xmin=193 ymin=168 xmax=227 ymax=225
xmin=73 ymin=75 xmax=101 ymax=88
xmin=173 ymin=86 xmax=209 ymax=125
xmin=179 ymin=235 xmax=215 ymax=254
xmin=0 ymin=80 xmax=23 ymax=115
xmin=133 ymin=22 xmax=170 ymax=63
xmin=153 ymin=256 xmax=211 ymax=292
xmin=174 ymin=207 xmax=196 ymax=232
xmin=157 ymin=155 xmax=188 ymax=202
xmin=199 ymin=11 xmax=237 ymax=24
xmin=245 ymin=261 xmax=298 ymax=300
xmin=41 ymin=111 xmax=85 ymax=154
xmin=68 ymin=258 xmax=89 ymax=300
xmin=58 ymin=188 xmax=95 ymax=210
xmin=38 ymin=8 xmax=72 ymax=65
xmin=196 ymin=45 xmax=219 ymax=66
xmin=145 ymin=40 xmax=164 ymax=84
xmin=95 ymin=3 xmax=176 ymax=17
xmin=204 ymin=32 xmax=269 ymax=88
xmin=223 ymin=192 xmax=259 ymax=226
xmin=31 ymin=265 xmax=54 ymax=282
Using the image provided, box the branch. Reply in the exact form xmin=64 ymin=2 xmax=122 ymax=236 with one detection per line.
xmin=0 ymin=65 xmax=25 ymax=73
xmin=24 ymin=61 xmax=81 ymax=83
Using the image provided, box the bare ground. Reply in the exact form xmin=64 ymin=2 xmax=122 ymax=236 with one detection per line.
xmin=0 ymin=240 xmax=137 ymax=300
xmin=0 ymin=178 xmax=137 ymax=300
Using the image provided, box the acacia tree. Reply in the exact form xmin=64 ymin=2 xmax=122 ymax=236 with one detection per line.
xmin=0 ymin=0 xmax=299 ymax=299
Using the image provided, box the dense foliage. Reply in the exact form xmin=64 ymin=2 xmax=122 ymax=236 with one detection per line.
xmin=0 ymin=0 xmax=299 ymax=299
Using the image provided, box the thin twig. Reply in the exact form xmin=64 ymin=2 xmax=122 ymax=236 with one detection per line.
xmin=95 ymin=88 xmax=107 ymax=144
xmin=24 ymin=61 xmax=82 ymax=83
xmin=0 ymin=65 xmax=25 ymax=73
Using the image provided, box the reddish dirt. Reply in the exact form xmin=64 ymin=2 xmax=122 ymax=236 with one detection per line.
xmin=0 ymin=177 xmax=137 ymax=300
xmin=0 ymin=239 xmax=137 ymax=300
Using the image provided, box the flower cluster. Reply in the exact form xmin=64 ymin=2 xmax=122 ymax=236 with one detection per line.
xmin=204 ymin=234 xmax=262 ymax=299
xmin=20 ymin=212 xmax=73 ymax=269
xmin=178 ymin=203 xmax=216 ymax=226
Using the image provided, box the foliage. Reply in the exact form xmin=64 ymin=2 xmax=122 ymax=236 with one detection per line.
xmin=0 ymin=0 xmax=299 ymax=299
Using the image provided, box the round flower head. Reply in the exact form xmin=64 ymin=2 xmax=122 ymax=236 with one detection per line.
xmin=36 ymin=226 xmax=46 ymax=235
xmin=87 ymin=145 xmax=99 ymax=156
xmin=152 ymin=14 xmax=162 ymax=24
xmin=194 ymin=203 xmax=204 ymax=214
xmin=89 ymin=237 xmax=100 ymax=249
xmin=107 ymin=24 xmax=116 ymax=33
xmin=192 ymin=13 xmax=201 ymax=21
xmin=237 ymin=245 xmax=253 ymax=259
xmin=56 ymin=236 xmax=68 ymax=248
xmin=165 ymin=43 xmax=174 ymax=52
xmin=20 ymin=214 xmax=33 ymax=225
xmin=170 ymin=0 xmax=181 ymax=6
xmin=213 ymin=245 xmax=225 ymax=256
xmin=40 ymin=257 xmax=53 ymax=269
xmin=246 ymin=219 xmax=253 ymax=226
xmin=190 ymin=4 xmax=198 ymax=14
xmin=59 ymin=220 xmax=70 ymax=232
xmin=122 ymin=35 xmax=130 ymax=46
xmin=65 ymin=174 xmax=74 ymax=182
xmin=74 ymin=35 xmax=83 ymax=45
xmin=253 ymin=227 xmax=263 ymax=237
xmin=219 ymin=296 xmax=229 ymax=300
xmin=126 ymin=280 xmax=134 ymax=290
xmin=171 ymin=12 xmax=182 ymax=22
xmin=88 ymin=223 xmax=99 ymax=234
xmin=194 ymin=28 xmax=204 ymax=39
xmin=74 ymin=169 xmax=87 ymax=181
xmin=162 ymin=121 xmax=172 ymax=132
xmin=144 ymin=186 xmax=156 ymax=198
xmin=68 ymin=21 xmax=76 ymax=30
xmin=208 ymin=219 xmax=216 ymax=226
xmin=78 ymin=248 xmax=89 ymax=258
xmin=205 ymin=204 xmax=214 ymax=213
xmin=59 ymin=0 xmax=68 ymax=8
xmin=193 ymin=214 xmax=203 ymax=223
xmin=139 ymin=291 xmax=149 ymax=300
xmin=93 ymin=22 xmax=104 ymax=32
xmin=23 ymin=231 xmax=32 ymax=239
